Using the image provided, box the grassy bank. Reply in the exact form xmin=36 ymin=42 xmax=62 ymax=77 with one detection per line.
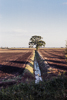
xmin=0 ymin=76 xmax=67 ymax=100
xmin=35 ymin=50 xmax=48 ymax=81
xmin=22 ymin=50 xmax=35 ymax=83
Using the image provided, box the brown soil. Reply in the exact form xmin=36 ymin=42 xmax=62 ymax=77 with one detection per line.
xmin=38 ymin=48 xmax=67 ymax=80
xmin=0 ymin=49 xmax=34 ymax=82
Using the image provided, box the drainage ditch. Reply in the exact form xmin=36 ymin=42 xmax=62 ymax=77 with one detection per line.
xmin=34 ymin=57 xmax=42 ymax=83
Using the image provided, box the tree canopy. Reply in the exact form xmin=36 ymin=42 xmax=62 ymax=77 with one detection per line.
xmin=29 ymin=35 xmax=46 ymax=50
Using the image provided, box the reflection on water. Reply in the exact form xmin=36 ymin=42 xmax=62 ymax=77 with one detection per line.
xmin=34 ymin=59 xmax=42 ymax=83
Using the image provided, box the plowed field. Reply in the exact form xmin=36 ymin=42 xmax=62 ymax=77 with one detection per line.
xmin=0 ymin=49 xmax=34 ymax=81
xmin=38 ymin=48 xmax=67 ymax=77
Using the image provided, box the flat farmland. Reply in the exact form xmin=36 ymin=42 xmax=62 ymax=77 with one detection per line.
xmin=0 ymin=48 xmax=34 ymax=82
xmin=38 ymin=48 xmax=67 ymax=78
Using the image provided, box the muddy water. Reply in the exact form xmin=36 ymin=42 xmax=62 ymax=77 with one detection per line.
xmin=34 ymin=57 xmax=42 ymax=83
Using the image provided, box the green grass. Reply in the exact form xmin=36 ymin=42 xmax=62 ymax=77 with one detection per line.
xmin=0 ymin=76 xmax=67 ymax=100
xmin=1 ymin=75 xmax=22 ymax=82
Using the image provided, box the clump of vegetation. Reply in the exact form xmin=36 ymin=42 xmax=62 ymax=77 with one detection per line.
xmin=0 ymin=76 xmax=67 ymax=100
xmin=29 ymin=35 xmax=46 ymax=50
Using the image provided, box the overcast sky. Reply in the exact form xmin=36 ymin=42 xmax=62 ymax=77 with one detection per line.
xmin=0 ymin=0 xmax=67 ymax=47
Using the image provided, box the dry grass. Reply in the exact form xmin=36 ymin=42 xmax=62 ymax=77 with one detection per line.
xmin=23 ymin=50 xmax=35 ymax=82
xmin=25 ymin=50 xmax=35 ymax=74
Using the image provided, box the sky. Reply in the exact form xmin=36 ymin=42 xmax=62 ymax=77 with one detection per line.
xmin=0 ymin=0 xmax=67 ymax=47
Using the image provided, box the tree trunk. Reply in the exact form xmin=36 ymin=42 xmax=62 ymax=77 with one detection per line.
xmin=36 ymin=45 xmax=38 ymax=51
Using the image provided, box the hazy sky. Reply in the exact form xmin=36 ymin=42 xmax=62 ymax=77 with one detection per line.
xmin=0 ymin=0 xmax=67 ymax=47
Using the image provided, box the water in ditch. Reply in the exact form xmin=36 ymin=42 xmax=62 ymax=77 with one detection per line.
xmin=34 ymin=58 xmax=42 ymax=83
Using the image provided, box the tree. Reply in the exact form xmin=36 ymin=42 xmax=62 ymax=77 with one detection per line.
xmin=29 ymin=35 xmax=46 ymax=50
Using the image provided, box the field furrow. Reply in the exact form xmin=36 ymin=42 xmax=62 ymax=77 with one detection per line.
xmin=38 ymin=48 xmax=67 ymax=80
xmin=0 ymin=49 xmax=34 ymax=83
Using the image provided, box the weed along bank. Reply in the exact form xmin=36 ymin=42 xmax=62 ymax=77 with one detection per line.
xmin=0 ymin=48 xmax=67 ymax=100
